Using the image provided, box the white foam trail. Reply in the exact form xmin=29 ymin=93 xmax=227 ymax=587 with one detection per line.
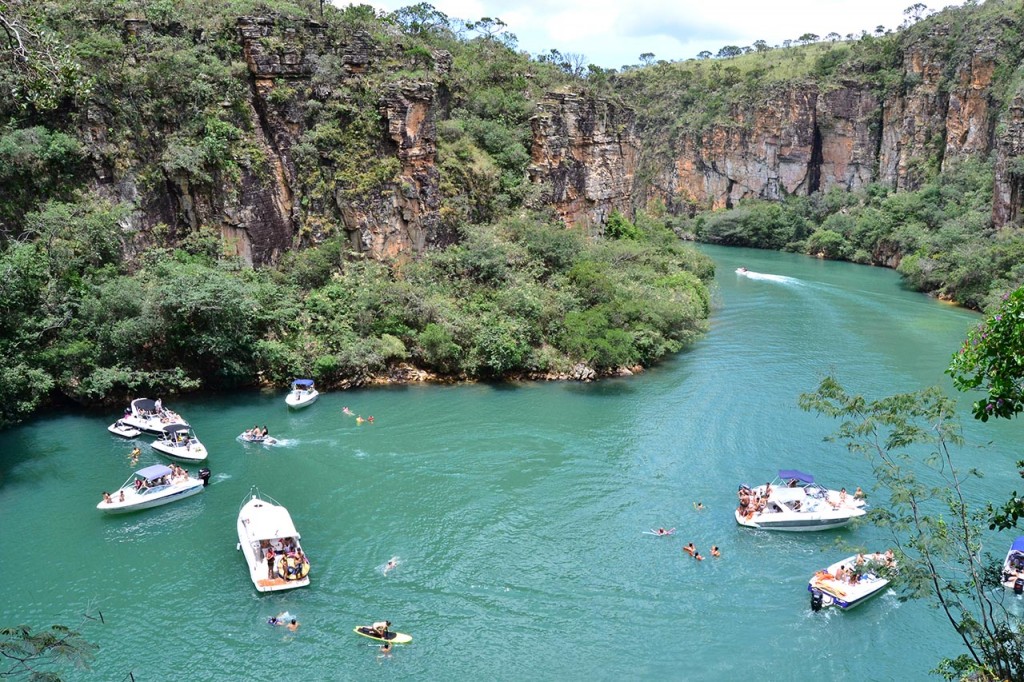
xmin=736 ymin=269 xmax=802 ymax=285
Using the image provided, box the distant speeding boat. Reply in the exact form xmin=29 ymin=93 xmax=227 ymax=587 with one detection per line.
xmin=151 ymin=423 xmax=208 ymax=463
xmin=119 ymin=398 xmax=188 ymax=436
xmin=1001 ymin=536 xmax=1024 ymax=594
xmin=97 ymin=464 xmax=210 ymax=514
xmin=808 ymin=552 xmax=896 ymax=610
xmin=285 ymin=379 xmax=319 ymax=409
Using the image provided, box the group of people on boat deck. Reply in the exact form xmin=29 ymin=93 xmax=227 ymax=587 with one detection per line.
xmin=736 ymin=483 xmax=770 ymax=518
xmin=101 ymin=490 xmax=125 ymax=504
xmin=260 ymin=537 xmax=307 ymax=579
xmin=816 ymin=551 xmax=896 ymax=585
xmin=245 ymin=425 xmax=269 ymax=438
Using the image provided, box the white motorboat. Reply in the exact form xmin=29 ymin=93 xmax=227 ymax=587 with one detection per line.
xmin=107 ymin=420 xmax=142 ymax=438
xmin=736 ymin=470 xmax=867 ymax=531
xmin=237 ymin=488 xmax=310 ymax=592
xmin=97 ymin=464 xmax=210 ymax=514
xmin=808 ymin=552 xmax=896 ymax=610
xmin=1001 ymin=536 xmax=1024 ymax=594
xmin=118 ymin=398 xmax=188 ymax=435
xmin=285 ymin=379 xmax=319 ymax=409
xmin=238 ymin=431 xmax=279 ymax=446
xmin=151 ymin=423 xmax=208 ymax=463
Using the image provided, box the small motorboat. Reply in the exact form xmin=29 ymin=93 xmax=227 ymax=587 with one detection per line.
xmin=1001 ymin=536 xmax=1024 ymax=594
xmin=735 ymin=471 xmax=867 ymax=531
xmin=151 ymin=423 xmax=208 ymax=463
xmin=808 ymin=552 xmax=896 ymax=610
xmin=118 ymin=398 xmax=188 ymax=436
xmin=97 ymin=464 xmax=210 ymax=514
xmin=354 ymin=625 xmax=412 ymax=644
xmin=238 ymin=431 xmax=279 ymax=446
xmin=237 ymin=488 xmax=310 ymax=592
xmin=285 ymin=378 xmax=319 ymax=409
xmin=107 ymin=420 xmax=142 ymax=438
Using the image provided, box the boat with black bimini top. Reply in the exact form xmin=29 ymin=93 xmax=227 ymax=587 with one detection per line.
xmin=237 ymin=488 xmax=310 ymax=592
xmin=118 ymin=398 xmax=188 ymax=436
xmin=151 ymin=423 xmax=208 ymax=463
xmin=97 ymin=464 xmax=210 ymax=514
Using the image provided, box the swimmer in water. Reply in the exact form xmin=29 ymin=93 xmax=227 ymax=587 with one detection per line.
xmin=382 ymin=556 xmax=399 ymax=575
xmin=343 ymin=407 xmax=354 ymax=415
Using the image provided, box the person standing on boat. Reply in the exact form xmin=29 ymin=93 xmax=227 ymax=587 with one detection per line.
xmin=266 ymin=548 xmax=276 ymax=580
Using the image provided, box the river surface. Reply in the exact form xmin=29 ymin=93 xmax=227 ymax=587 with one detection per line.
xmin=3 ymin=245 xmax=1023 ymax=681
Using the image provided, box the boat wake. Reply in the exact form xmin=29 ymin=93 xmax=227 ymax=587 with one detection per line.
xmin=736 ymin=269 xmax=802 ymax=285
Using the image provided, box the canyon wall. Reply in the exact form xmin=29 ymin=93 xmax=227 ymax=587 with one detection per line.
xmin=530 ymin=28 xmax=1022 ymax=231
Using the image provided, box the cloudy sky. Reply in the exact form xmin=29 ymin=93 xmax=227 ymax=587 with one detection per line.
xmin=361 ymin=0 xmax=964 ymax=69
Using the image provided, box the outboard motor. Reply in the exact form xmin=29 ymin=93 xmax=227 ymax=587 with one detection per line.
xmin=198 ymin=467 xmax=212 ymax=487
xmin=1014 ymin=578 xmax=1024 ymax=595
xmin=810 ymin=589 xmax=824 ymax=612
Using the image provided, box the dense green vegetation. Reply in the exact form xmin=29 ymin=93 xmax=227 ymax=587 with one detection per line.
xmin=4 ymin=0 xmax=1024 ymax=430
xmin=684 ymin=158 xmax=1024 ymax=310
xmin=0 ymin=0 xmax=714 ymax=428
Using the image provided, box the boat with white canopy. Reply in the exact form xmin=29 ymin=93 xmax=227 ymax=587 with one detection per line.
xmin=237 ymin=488 xmax=310 ymax=592
xmin=97 ymin=464 xmax=210 ymax=514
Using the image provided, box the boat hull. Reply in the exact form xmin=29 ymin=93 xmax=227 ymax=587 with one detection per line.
xmin=735 ymin=509 xmax=861 ymax=531
xmin=108 ymin=422 xmax=142 ymax=438
xmin=285 ymin=390 xmax=318 ymax=409
xmin=152 ymin=440 xmax=208 ymax=463
xmin=98 ymin=481 xmax=204 ymax=514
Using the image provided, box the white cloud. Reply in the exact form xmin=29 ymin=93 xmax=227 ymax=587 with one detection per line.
xmin=361 ymin=0 xmax=964 ymax=69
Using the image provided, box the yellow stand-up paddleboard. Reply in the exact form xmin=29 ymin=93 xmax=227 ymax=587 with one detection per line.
xmin=354 ymin=626 xmax=412 ymax=644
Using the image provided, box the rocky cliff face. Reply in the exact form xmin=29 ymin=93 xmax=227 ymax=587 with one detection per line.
xmin=236 ymin=17 xmax=447 ymax=264
xmin=529 ymin=24 xmax=1021 ymax=231
xmin=90 ymin=16 xmax=447 ymax=267
xmin=528 ymin=93 xmax=640 ymax=231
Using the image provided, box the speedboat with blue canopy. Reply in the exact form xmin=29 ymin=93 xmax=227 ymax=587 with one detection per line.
xmin=97 ymin=464 xmax=210 ymax=513
xmin=151 ymin=423 xmax=208 ymax=463
xmin=118 ymin=397 xmax=188 ymax=435
xmin=285 ymin=378 xmax=319 ymax=409
xmin=1001 ymin=536 xmax=1024 ymax=593
xmin=735 ymin=470 xmax=867 ymax=531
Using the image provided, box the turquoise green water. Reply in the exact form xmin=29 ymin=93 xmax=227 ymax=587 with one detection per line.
xmin=3 ymin=245 xmax=1023 ymax=680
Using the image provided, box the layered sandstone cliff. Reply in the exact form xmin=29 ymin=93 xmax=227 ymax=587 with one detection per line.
xmin=530 ymin=23 xmax=1021 ymax=231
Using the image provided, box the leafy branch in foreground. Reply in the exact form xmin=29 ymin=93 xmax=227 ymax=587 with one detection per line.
xmin=1 ymin=611 xmax=100 ymax=680
xmin=947 ymin=284 xmax=1024 ymax=530
xmin=799 ymin=376 xmax=1024 ymax=682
